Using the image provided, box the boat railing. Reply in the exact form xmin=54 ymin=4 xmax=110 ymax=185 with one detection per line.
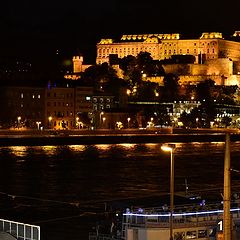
xmin=122 ymin=207 xmax=240 ymax=229
xmin=89 ymin=232 xmax=120 ymax=240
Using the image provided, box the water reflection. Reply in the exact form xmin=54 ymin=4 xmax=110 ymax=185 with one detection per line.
xmin=8 ymin=146 xmax=28 ymax=157
xmin=0 ymin=142 xmax=239 ymax=240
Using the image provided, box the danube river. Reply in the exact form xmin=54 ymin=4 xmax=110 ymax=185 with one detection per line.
xmin=0 ymin=141 xmax=239 ymax=239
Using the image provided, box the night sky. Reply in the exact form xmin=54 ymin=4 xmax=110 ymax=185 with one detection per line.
xmin=1 ymin=0 xmax=240 ymax=70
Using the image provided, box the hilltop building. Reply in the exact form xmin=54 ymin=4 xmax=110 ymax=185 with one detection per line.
xmin=96 ymin=32 xmax=240 ymax=64
xmin=96 ymin=31 xmax=240 ymax=86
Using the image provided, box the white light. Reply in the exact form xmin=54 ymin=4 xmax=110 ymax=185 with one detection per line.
xmin=123 ymin=208 xmax=240 ymax=217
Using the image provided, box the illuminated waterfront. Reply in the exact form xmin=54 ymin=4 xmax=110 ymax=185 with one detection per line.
xmin=0 ymin=141 xmax=239 ymax=239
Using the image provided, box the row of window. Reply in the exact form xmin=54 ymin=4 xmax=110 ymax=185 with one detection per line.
xmin=98 ymin=47 xmax=157 ymax=54
xmin=47 ymin=92 xmax=74 ymax=98
xmin=93 ymin=104 xmax=111 ymax=111
xmin=47 ymin=111 xmax=74 ymax=117
xmin=174 ymin=228 xmax=214 ymax=239
xmin=20 ymin=93 xmax=41 ymax=99
xmin=47 ymin=102 xmax=74 ymax=107
xmin=53 ymin=120 xmax=74 ymax=127
xmin=93 ymin=97 xmax=112 ymax=103
xmin=98 ymin=48 xmax=216 ymax=59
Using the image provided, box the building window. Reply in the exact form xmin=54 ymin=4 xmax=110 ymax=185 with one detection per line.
xmin=86 ymin=96 xmax=91 ymax=101
xmin=32 ymin=95 xmax=35 ymax=99
xmin=38 ymin=94 xmax=41 ymax=99
xmin=187 ymin=49 xmax=189 ymax=53
xmin=21 ymin=93 xmax=24 ymax=98
xmin=106 ymin=105 xmax=110 ymax=108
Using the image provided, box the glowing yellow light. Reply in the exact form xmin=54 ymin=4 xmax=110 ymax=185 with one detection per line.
xmin=161 ymin=144 xmax=175 ymax=152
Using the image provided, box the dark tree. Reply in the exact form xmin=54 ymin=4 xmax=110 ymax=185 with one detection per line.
xmin=196 ymin=79 xmax=215 ymax=102
xmin=162 ymin=73 xmax=180 ymax=101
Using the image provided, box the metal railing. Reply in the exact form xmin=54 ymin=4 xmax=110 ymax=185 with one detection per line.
xmin=0 ymin=219 xmax=40 ymax=240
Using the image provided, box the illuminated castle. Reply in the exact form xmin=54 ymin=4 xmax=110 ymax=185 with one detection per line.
xmin=96 ymin=32 xmax=240 ymax=64
xmin=96 ymin=32 xmax=240 ymax=86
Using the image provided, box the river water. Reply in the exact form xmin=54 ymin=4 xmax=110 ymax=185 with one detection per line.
xmin=0 ymin=141 xmax=239 ymax=239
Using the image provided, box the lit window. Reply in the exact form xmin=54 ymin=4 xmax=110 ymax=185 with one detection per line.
xmin=38 ymin=94 xmax=41 ymax=99
xmin=21 ymin=93 xmax=24 ymax=98
xmin=86 ymin=96 xmax=91 ymax=101
xmin=32 ymin=95 xmax=35 ymax=99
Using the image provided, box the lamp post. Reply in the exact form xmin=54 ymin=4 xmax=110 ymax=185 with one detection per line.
xmin=127 ymin=117 xmax=131 ymax=128
xmin=102 ymin=117 xmax=106 ymax=128
xmin=36 ymin=121 xmax=41 ymax=130
xmin=196 ymin=118 xmax=199 ymax=128
xmin=161 ymin=144 xmax=176 ymax=240
xmin=48 ymin=116 xmax=52 ymax=129
xmin=76 ymin=117 xmax=80 ymax=129
xmin=100 ymin=112 xmax=104 ymax=128
xmin=17 ymin=116 xmax=21 ymax=128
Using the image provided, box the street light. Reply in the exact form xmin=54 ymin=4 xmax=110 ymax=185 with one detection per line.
xmin=17 ymin=116 xmax=21 ymax=129
xmin=36 ymin=121 xmax=41 ymax=130
xmin=161 ymin=144 xmax=176 ymax=240
xmin=196 ymin=118 xmax=199 ymax=128
xmin=102 ymin=117 xmax=106 ymax=128
xmin=76 ymin=117 xmax=80 ymax=129
xmin=127 ymin=117 xmax=131 ymax=128
xmin=48 ymin=116 xmax=52 ymax=129
xmin=100 ymin=112 xmax=104 ymax=128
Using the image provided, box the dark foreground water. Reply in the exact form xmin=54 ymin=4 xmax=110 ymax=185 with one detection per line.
xmin=0 ymin=141 xmax=240 ymax=240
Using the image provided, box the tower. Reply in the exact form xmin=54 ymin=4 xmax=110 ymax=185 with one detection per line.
xmin=72 ymin=56 xmax=84 ymax=73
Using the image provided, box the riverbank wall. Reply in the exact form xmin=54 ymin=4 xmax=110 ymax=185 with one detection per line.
xmin=0 ymin=130 xmax=239 ymax=146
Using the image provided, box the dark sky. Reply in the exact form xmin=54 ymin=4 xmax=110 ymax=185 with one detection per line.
xmin=0 ymin=0 xmax=240 ymax=70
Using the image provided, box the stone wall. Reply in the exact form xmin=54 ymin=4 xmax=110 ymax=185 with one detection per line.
xmin=163 ymin=58 xmax=233 ymax=77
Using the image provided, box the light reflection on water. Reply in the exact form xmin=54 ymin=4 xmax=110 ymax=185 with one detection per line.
xmin=0 ymin=142 xmax=239 ymax=240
